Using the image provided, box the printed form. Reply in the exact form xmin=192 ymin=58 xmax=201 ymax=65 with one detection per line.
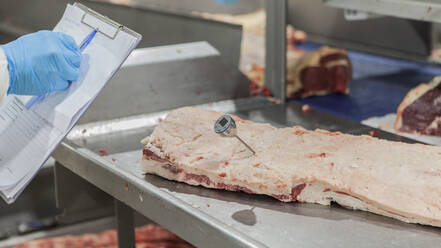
xmin=0 ymin=3 xmax=141 ymax=203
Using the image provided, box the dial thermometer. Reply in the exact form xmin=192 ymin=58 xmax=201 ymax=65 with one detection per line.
xmin=214 ymin=115 xmax=256 ymax=155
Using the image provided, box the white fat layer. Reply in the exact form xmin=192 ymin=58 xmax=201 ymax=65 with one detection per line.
xmin=296 ymin=183 xmax=367 ymax=211
xmin=143 ymin=150 xmax=441 ymax=227
xmin=143 ymin=154 xmax=291 ymax=196
xmin=324 ymin=59 xmax=348 ymax=68
xmin=143 ymin=140 xmax=294 ymax=196
xmin=144 ymin=158 xmax=423 ymax=223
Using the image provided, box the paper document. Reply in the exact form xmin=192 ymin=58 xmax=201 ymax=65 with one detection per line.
xmin=0 ymin=3 xmax=141 ymax=203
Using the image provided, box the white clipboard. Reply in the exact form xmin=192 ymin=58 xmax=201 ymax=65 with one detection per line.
xmin=0 ymin=3 xmax=142 ymax=203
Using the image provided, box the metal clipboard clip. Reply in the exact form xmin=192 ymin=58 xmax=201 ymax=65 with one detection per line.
xmin=76 ymin=3 xmax=123 ymax=40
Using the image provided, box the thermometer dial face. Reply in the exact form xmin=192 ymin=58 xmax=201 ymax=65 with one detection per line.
xmin=214 ymin=115 xmax=236 ymax=136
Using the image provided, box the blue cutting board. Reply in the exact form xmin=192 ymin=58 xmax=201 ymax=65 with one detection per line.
xmin=293 ymin=42 xmax=441 ymax=122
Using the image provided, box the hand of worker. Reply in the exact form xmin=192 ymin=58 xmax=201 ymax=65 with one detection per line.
xmin=0 ymin=30 xmax=81 ymax=96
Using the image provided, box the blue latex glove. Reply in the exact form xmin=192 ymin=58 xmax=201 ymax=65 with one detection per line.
xmin=1 ymin=30 xmax=81 ymax=96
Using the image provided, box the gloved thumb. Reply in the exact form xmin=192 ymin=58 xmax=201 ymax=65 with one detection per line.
xmin=57 ymin=32 xmax=80 ymax=53
xmin=51 ymin=78 xmax=70 ymax=92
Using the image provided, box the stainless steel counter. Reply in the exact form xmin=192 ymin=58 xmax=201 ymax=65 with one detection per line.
xmin=53 ymin=97 xmax=441 ymax=248
xmin=0 ymin=40 xmax=250 ymax=246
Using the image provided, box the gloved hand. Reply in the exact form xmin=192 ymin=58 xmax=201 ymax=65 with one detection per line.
xmin=1 ymin=30 xmax=81 ymax=96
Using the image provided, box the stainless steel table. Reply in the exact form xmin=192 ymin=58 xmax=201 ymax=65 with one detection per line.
xmin=53 ymin=98 xmax=441 ymax=248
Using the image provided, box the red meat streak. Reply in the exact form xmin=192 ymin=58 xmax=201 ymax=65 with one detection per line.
xmin=369 ymin=130 xmax=379 ymax=137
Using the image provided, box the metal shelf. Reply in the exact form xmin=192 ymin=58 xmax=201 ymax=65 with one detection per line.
xmin=324 ymin=0 xmax=441 ymax=23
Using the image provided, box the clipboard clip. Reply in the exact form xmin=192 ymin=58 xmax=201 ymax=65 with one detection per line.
xmin=79 ymin=4 xmax=123 ymax=40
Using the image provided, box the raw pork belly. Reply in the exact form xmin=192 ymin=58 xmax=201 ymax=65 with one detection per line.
xmin=395 ymin=76 xmax=441 ymax=136
xmin=142 ymin=107 xmax=441 ymax=227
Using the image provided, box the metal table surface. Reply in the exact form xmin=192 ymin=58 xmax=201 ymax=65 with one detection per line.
xmin=53 ymin=98 xmax=441 ymax=248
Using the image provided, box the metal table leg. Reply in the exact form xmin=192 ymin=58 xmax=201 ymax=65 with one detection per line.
xmin=265 ymin=0 xmax=287 ymax=103
xmin=114 ymin=199 xmax=135 ymax=248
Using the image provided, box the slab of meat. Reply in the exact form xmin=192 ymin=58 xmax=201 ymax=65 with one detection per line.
xmin=286 ymin=46 xmax=352 ymax=98
xmin=246 ymin=47 xmax=352 ymax=98
xmin=142 ymin=107 xmax=441 ymax=227
xmin=395 ymin=76 xmax=441 ymax=136
xmin=14 ymin=224 xmax=194 ymax=248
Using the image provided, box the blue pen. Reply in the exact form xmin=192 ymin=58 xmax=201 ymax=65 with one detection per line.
xmin=25 ymin=29 xmax=98 ymax=109
xmin=79 ymin=29 xmax=98 ymax=52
